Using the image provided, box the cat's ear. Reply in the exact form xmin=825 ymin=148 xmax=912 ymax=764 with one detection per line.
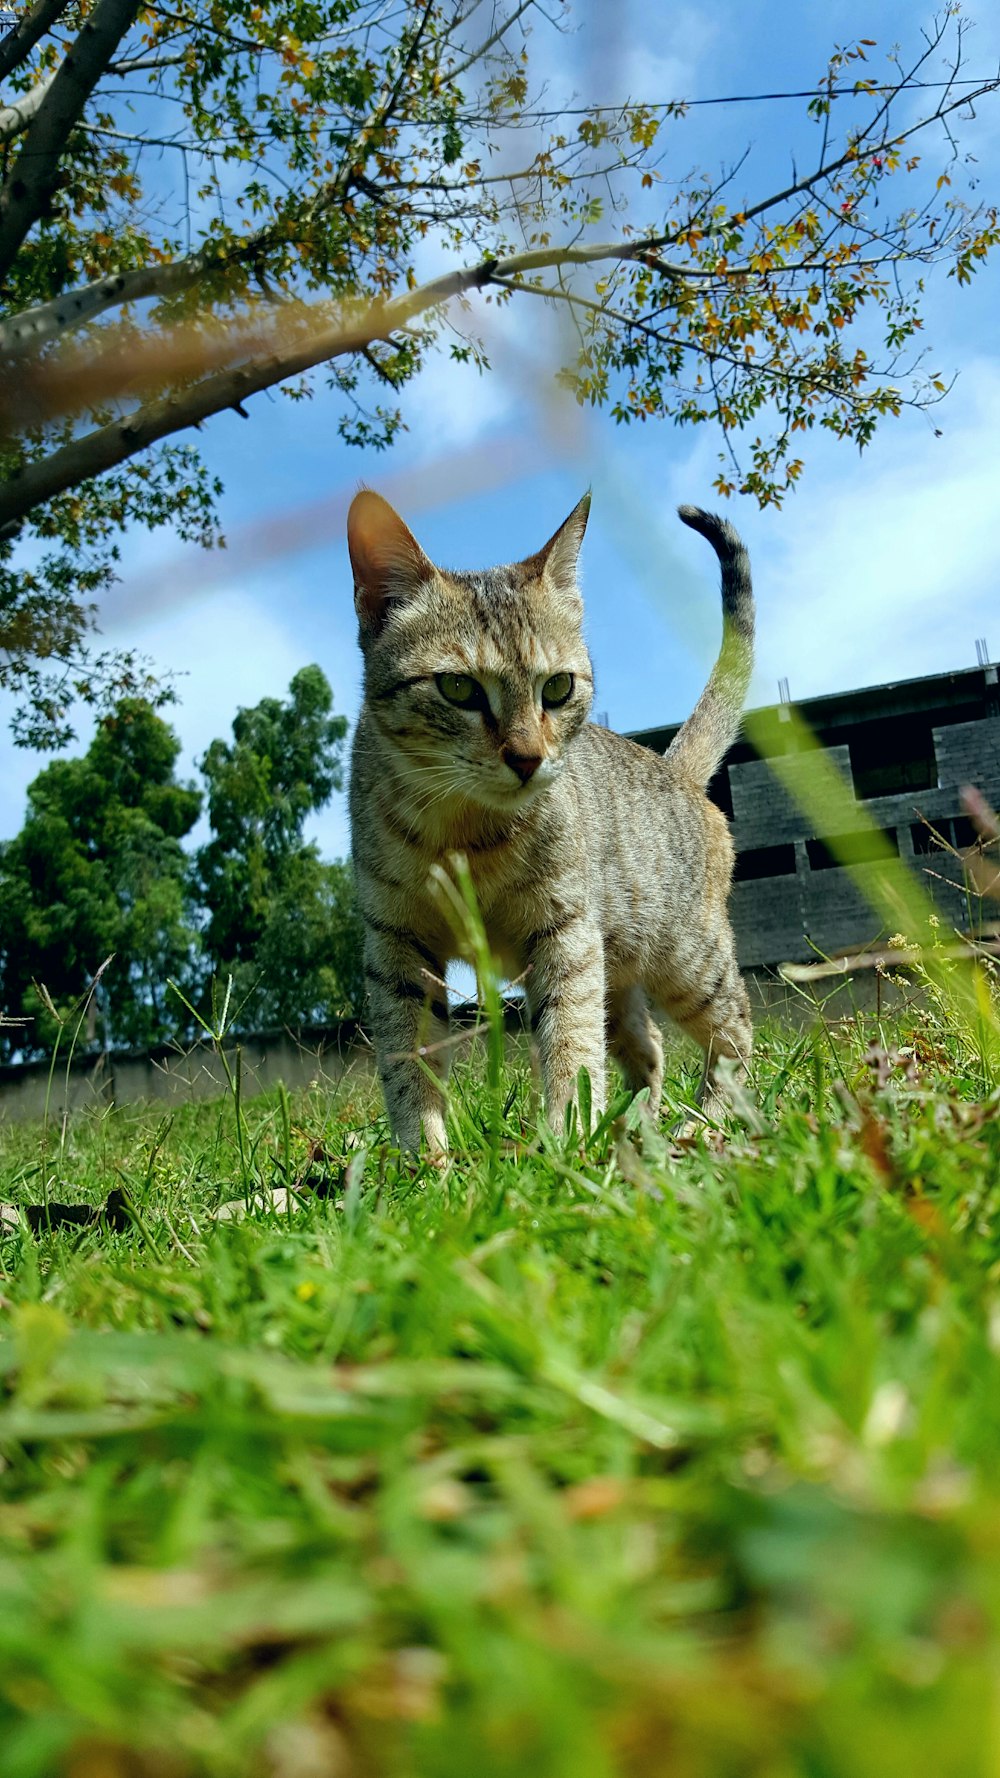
xmin=535 ymin=492 xmax=591 ymax=595
xmin=347 ymin=489 xmax=434 ymax=640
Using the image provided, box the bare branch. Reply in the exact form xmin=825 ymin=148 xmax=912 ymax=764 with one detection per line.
xmin=0 ymin=247 xmax=236 ymax=360
xmin=107 ymin=49 xmax=190 ymax=76
xmin=446 ymin=0 xmax=535 ymax=81
xmin=0 ymin=70 xmax=57 ymax=144
xmin=0 ymin=0 xmax=145 ymax=283
xmin=75 ymin=119 xmax=201 ymax=148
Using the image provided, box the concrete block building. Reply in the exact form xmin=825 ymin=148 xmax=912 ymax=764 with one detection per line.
xmin=629 ymin=660 xmax=1000 ymax=976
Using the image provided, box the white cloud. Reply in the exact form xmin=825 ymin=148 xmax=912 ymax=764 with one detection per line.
xmin=613 ymin=6 xmax=719 ymax=108
xmin=104 ymin=584 xmax=356 ymax=776
xmin=105 ymin=578 xmax=360 ymax=859
xmin=758 ymin=357 xmax=1000 ymax=704
xmin=403 ymin=338 xmax=515 ymax=452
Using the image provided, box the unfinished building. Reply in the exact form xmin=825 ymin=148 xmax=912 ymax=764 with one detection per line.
xmin=630 ymin=660 xmax=1000 ymax=984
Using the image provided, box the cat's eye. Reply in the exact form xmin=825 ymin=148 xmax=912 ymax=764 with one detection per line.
xmin=436 ymin=672 xmax=481 ymax=708
xmin=541 ymin=672 xmax=574 ymax=709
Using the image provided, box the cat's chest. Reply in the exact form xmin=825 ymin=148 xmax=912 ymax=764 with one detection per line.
xmin=443 ymin=851 xmax=534 ymax=966
xmin=415 ymin=849 xmax=565 ymax=972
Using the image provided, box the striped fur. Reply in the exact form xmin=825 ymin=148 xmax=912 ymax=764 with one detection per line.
xmin=668 ymin=506 xmax=754 ymax=787
xmin=347 ymin=488 xmax=754 ymax=1155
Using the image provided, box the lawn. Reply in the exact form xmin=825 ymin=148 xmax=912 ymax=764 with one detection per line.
xmin=1 ymin=993 xmax=999 ymax=1778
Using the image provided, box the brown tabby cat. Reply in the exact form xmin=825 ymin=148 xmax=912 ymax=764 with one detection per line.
xmin=347 ymin=488 xmax=754 ymax=1156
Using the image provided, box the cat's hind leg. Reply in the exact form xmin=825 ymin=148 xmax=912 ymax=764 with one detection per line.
xmin=526 ymin=918 xmax=607 ymax=1131
xmin=607 ymin=982 xmax=664 ymax=1116
xmin=652 ymin=933 xmax=752 ymax=1122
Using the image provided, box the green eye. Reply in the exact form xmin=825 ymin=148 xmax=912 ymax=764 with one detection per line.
xmin=541 ymin=672 xmax=574 ymax=709
xmin=436 ymin=672 xmax=480 ymax=708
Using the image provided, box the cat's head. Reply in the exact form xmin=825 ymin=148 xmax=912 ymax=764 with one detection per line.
xmin=348 ymin=489 xmax=594 ymax=813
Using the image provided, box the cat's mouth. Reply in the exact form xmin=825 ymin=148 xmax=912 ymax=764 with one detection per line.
xmin=472 ymin=760 xmax=559 ymax=810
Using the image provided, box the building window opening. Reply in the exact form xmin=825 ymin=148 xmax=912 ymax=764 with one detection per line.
xmin=850 ymin=716 xmax=938 ymax=800
xmin=806 ymin=828 xmax=899 ymax=871
xmin=733 ymin=843 xmax=798 ymax=881
xmin=911 ymin=820 xmax=943 ymax=855
xmin=912 ymin=816 xmax=981 ymax=855
xmin=952 ymin=815 xmax=979 ymax=851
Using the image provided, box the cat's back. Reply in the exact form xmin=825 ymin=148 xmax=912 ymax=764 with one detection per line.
xmin=567 ymin=722 xmax=733 ymax=907
xmin=569 ymin=720 xmax=700 ymax=804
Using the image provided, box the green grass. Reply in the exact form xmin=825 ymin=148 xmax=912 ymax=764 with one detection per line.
xmin=2 ymin=1001 xmax=1000 ymax=1778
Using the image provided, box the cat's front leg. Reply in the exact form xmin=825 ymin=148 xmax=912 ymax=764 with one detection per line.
xmin=364 ymin=934 xmax=451 ymax=1157
xmin=525 ymin=918 xmax=606 ymax=1134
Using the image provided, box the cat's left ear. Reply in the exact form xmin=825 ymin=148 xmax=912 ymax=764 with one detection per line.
xmin=535 ymin=492 xmax=591 ymax=595
xmin=347 ymin=489 xmax=435 ymax=641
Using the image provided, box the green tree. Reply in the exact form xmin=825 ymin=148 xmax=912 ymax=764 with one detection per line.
xmin=197 ymin=665 xmax=361 ymax=1025
xmin=0 ymin=698 xmax=201 ymax=1055
xmin=248 ymin=849 xmax=367 ymax=1027
xmin=0 ymin=5 xmax=997 ymax=743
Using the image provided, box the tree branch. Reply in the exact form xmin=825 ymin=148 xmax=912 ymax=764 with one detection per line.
xmin=0 ymin=228 xmax=276 ymax=359
xmin=107 ymin=48 xmax=190 ymax=76
xmin=737 ymin=72 xmax=1000 ymax=234
xmin=492 ymin=272 xmax=909 ymax=410
xmin=446 ymin=0 xmax=536 ymax=81
xmin=0 ymin=258 xmax=501 ymax=528
xmin=0 ymin=0 xmax=145 ymax=283
xmin=11 ymin=232 xmax=915 ymax=538
xmin=0 ymin=71 xmax=58 ymax=145
xmin=0 ymin=11 xmax=992 ymax=533
xmin=0 ymin=0 xmax=73 ymax=84
xmin=0 ymin=230 xmax=690 ymax=409
xmin=0 ymin=0 xmax=541 ymax=361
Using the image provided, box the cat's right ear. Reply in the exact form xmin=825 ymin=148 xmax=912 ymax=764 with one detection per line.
xmin=347 ymin=490 xmax=434 ymax=640
xmin=535 ymin=492 xmax=591 ymax=597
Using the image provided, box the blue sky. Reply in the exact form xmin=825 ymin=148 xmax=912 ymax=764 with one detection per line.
xmin=3 ymin=0 xmax=1000 ymax=864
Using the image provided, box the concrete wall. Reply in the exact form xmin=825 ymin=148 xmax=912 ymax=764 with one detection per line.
xmin=730 ymin=875 xmax=804 ymax=967
xmin=0 ymin=967 xmax=958 ymax=1126
xmin=0 ymin=1024 xmax=374 ymax=1127
xmin=729 ymin=745 xmax=854 ymax=846
xmin=934 ymin=718 xmax=1000 ymax=784
xmin=744 ymin=966 xmax=916 ymax=1023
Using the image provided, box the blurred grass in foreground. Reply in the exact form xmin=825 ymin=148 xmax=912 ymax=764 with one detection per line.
xmin=2 ymin=992 xmax=1000 ymax=1777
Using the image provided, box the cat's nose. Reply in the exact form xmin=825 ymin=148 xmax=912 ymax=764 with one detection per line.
xmin=502 ymin=747 xmax=544 ymax=784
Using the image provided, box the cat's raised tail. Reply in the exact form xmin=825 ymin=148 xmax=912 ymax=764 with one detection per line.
xmin=666 ymin=504 xmax=755 ymax=789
